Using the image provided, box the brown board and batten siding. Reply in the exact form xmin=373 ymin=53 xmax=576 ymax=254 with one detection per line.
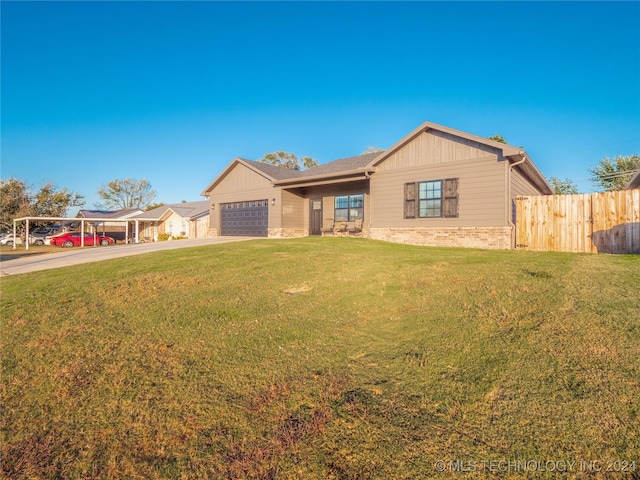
xmin=374 ymin=130 xmax=501 ymax=171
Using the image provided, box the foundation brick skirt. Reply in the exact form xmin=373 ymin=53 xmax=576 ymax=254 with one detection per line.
xmin=268 ymin=228 xmax=309 ymax=238
xmin=368 ymin=226 xmax=513 ymax=250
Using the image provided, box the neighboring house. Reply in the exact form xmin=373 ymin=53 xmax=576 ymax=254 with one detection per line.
xmin=77 ymin=208 xmax=144 ymax=241
xmin=131 ymin=201 xmax=210 ymax=241
xmin=201 ymin=121 xmax=552 ymax=249
xmin=626 ymin=170 xmax=640 ymax=190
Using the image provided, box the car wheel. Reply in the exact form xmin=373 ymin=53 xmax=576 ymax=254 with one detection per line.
xmin=34 ymin=239 xmax=44 ymax=246
xmin=63 ymin=240 xmax=74 ymax=248
xmin=100 ymin=239 xmax=109 ymax=246
xmin=6 ymin=240 xmax=13 ymax=246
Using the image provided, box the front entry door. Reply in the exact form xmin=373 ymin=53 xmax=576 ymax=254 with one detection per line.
xmin=310 ymin=199 xmax=323 ymax=235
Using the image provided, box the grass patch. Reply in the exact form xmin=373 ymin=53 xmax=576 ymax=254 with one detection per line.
xmin=1 ymin=238 xmax=639 ymax=478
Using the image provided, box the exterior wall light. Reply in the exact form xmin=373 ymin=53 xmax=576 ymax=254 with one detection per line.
xmin=271 ymin=198 xmax=276 ymax=206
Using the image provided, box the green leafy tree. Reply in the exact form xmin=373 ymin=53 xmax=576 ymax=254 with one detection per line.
xmin=31 ymin=182 xmax=84 ymax=217
xmin=548 ymin=177 xmax=579 ymax=195
xmin=259 ymin=151 xmax=318 ymax=170
xmin=488 ymin=134 xmax=507 ymax=144
xmin=0 ymin=178 xmax=84 ymax=231
xmin=0 ymin=178 xmax=31 ymax=231
xmin=96 ymin=178 xmax=157 ymax=209
xmin=589 ymin=155 xmax=640 ymax=191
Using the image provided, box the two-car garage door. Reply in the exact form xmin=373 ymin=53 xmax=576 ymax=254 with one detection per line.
xmin=220 ymin=200 xmax=269 ymax=237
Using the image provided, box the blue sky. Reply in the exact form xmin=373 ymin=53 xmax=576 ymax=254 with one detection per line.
xmin=2 ymin=1 xmax=639 ymax=211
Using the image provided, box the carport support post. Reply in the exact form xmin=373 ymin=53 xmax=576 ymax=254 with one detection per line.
xmin=12 ymin=220 xmax=17 ymax=250
xmin=81 ymin=220 xmax=85 ymax=247
xmin=25 ymin=218 xmax=29 ymax=251
xmin=135 ymin=220 xmax=139 ymax=243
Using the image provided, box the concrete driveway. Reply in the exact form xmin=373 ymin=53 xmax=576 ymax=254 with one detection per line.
xmin=0 ymin=237 xmax=258 ymax=276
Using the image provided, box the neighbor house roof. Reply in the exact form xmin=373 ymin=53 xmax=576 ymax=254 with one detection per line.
xmin=626 ymin=169 xmax=640 ymax=190
xmin=132 ymin=201 xmax=210 ymax=221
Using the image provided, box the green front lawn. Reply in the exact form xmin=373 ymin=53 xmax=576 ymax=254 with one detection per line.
xmin=1 ymin=238 xmax=638 ymax=478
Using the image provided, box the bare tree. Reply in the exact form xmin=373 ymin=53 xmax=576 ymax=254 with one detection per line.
xmin=96 ymin=178 xmax=157 ymax=209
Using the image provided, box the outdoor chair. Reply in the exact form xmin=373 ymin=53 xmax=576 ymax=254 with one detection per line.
xmin=321 ymin=218 xmax=335 ymax=236
xmin=348 ymin=218 xmax=363 ymax=235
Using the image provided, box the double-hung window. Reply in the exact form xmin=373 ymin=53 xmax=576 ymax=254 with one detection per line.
xmin=404 ymin=178 xmax=459 ymax=219
xmin=418 ymin=180 xmax=442 ymax=217
xmin=335 ymin=194 xmax=364 ymax=222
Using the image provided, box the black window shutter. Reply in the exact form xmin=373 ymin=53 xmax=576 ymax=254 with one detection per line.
xmin=443 ymin=178 xmax=459 ymax=218
xmin=404 ymin=182 xmax=416 ymax=219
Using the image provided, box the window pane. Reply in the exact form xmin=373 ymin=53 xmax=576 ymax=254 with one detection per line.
xmin=419 ymin=181 xmax=442 ymax=200
xmin=419 ymin=199 xmax=442 ymax=217
xmin=335 ymin=196 xmax=348 ymax=209
xmin=335 ymin=209 xmax=349 ymax=222
xmin=418 ymin=182 xmax=427 ymax=199
xmin=350 ymin=208 xmax=363 ymax=220
xmin=350 ymin=194 xmax=364 ymax=208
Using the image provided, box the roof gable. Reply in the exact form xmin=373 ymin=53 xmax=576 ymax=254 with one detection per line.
xmin=367 ymin=121 xmax=551 ymax=194
xmin=367 ymin=121 xmax=521 ymax=169
xmin=201 ymin=157 xmax=284 ymax=195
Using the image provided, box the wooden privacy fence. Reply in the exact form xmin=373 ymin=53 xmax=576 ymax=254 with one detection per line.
xmin=516 ymin=190 xmax=640 ymax=254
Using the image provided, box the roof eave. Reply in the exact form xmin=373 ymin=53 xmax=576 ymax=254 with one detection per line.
xmin=508 ymin=152 xmax=553 ymax=195
xmin=273 ymin=168 xmax=374 ymax=187
xmin=626 ymin=169 xmax=640 ymax=190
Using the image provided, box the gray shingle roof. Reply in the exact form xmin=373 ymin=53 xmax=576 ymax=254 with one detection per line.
xmin=239 ymin=158 xmax=305 ymax=180
xmin=241 ymin=152 xmax=381 ymax=181
xmin=133 ymin=200 xmax=209 ymax=220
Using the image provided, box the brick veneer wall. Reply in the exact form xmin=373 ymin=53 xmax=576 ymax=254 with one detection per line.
xmin=368 ymin=226 xmax=513 ymax=250
xmin=268 ymin=228 xmax=308 ymax=238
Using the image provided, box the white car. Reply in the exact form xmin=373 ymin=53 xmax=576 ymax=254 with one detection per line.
xmin=0 ymin=234 xmax=23 ymax=246
xmin=0 ymin=233 xmax=49 ymax=246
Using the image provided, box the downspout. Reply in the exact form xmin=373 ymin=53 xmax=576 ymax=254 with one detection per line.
xmin=365 ymin=171 xmax=373 ymax=238
xmin=508 ymin=152 xmax=527 ymax=248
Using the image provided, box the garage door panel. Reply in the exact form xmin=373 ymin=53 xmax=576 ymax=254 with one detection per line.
xmin=220 ymin=199 xmax=268 ymax=237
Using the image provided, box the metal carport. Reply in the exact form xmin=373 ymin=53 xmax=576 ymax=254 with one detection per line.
xmin=11 ymin=216 xmax=145 ymax=250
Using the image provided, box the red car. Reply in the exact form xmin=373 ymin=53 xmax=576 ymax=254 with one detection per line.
xmin=49 ymin=231 xmax=115 ymax=247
